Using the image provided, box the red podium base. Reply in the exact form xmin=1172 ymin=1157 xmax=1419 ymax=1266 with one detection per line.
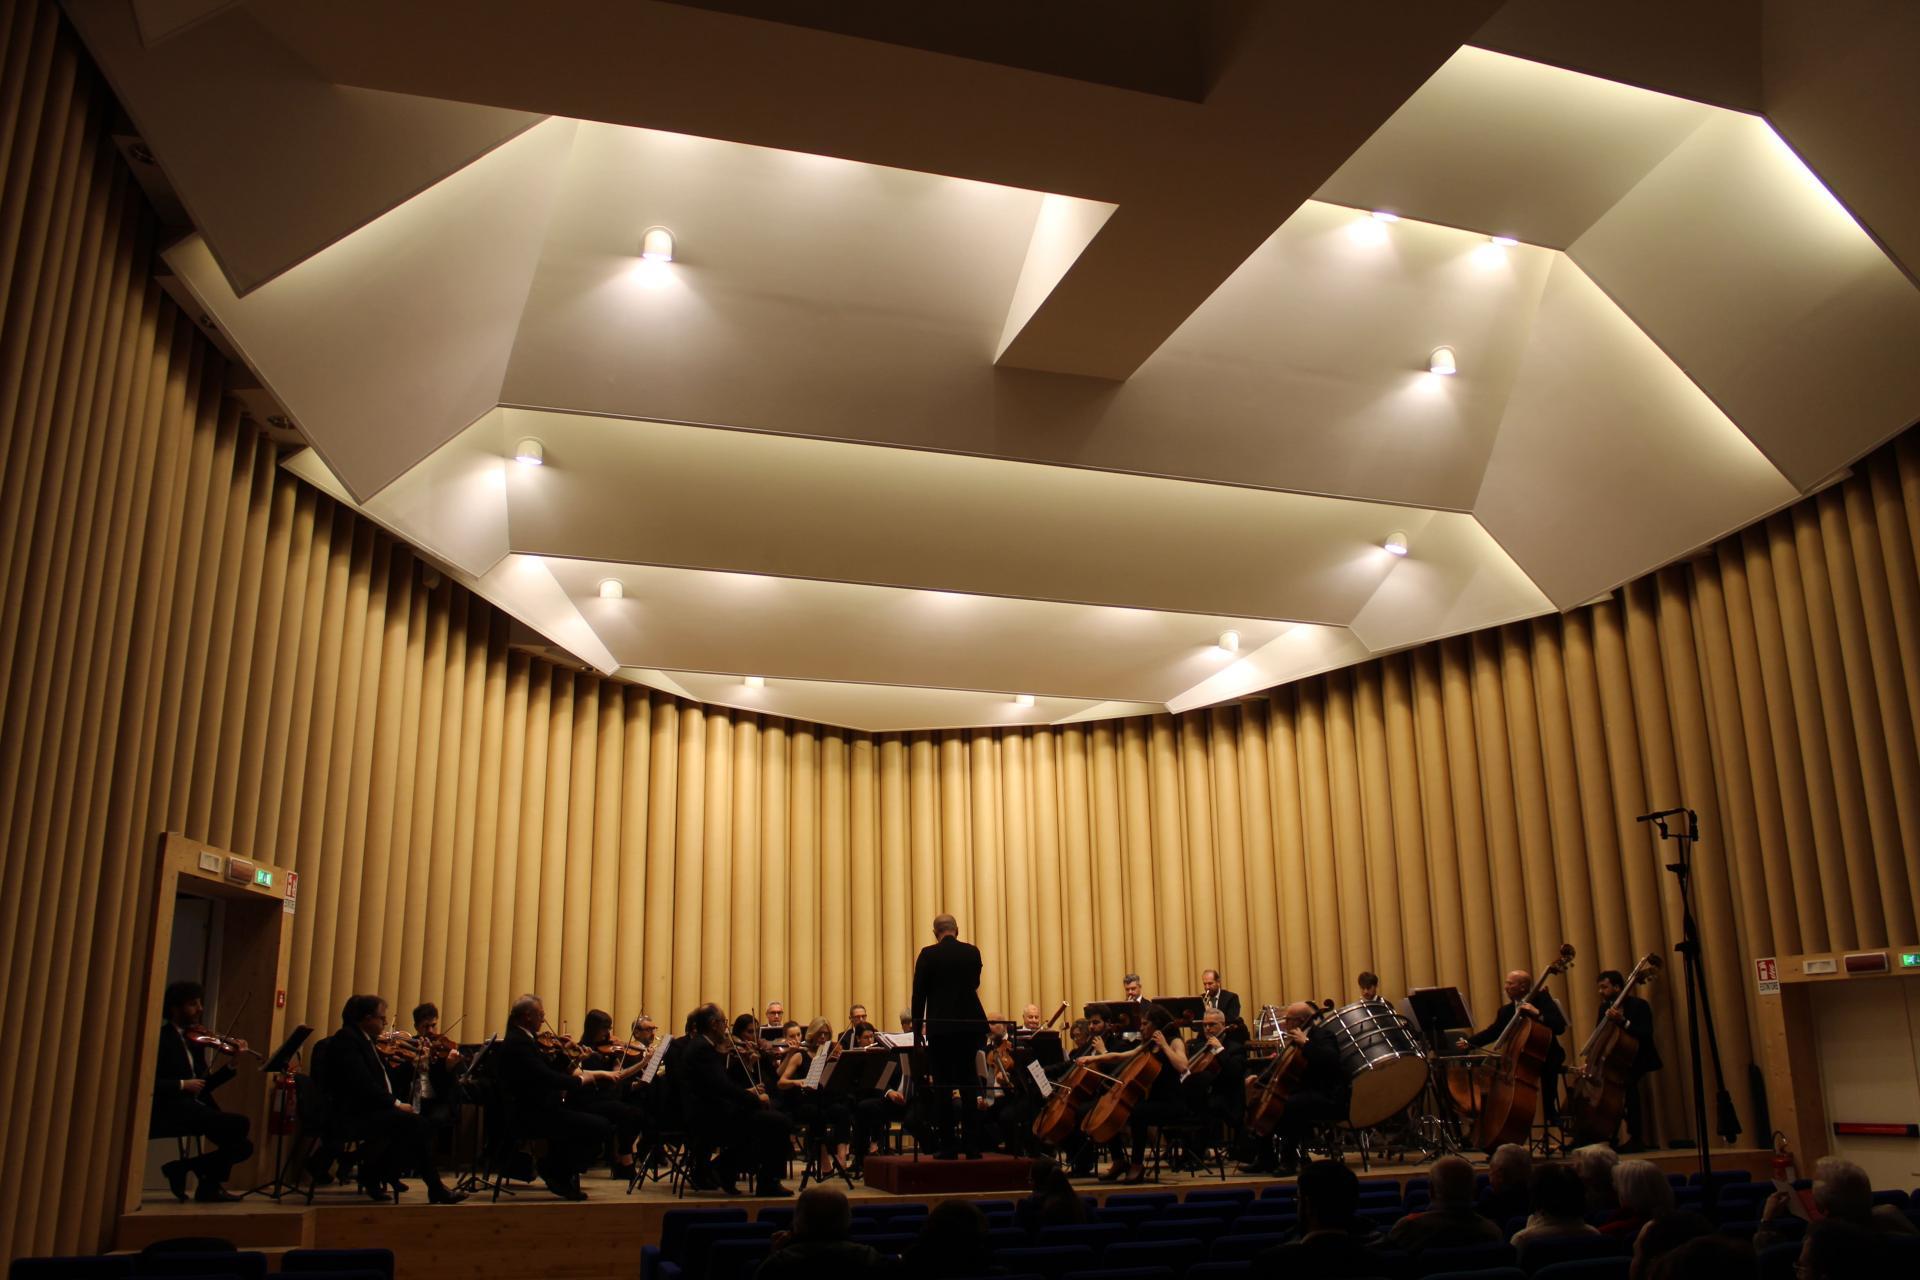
xmin=860 ymin=1153 xmax=1034 ymax=1195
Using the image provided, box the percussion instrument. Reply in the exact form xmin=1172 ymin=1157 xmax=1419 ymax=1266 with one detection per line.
xmin=1324 ymin=998 xmax=1429 ymax=1127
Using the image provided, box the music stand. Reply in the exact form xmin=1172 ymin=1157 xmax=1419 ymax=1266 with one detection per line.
xmin=799 ymin=1050 xmax=892 ymax=1190
xmin=1151 ymin=995 xmax=1209 ymax=1033
xmin=1018 ymin=1030 xmax=1064 ymax=1071
xmin=247 ymin=1024 xmax=314 ymax=1201
xmin=1407 ymin=987 xmax=1472 ymax=1051
xmin=1084 ymin=1001 xmax=1144 ymax=1040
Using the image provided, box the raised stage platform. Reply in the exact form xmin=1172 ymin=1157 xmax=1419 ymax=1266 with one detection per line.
xmin=116 ymin=1148 xmax=1772 ymax=1280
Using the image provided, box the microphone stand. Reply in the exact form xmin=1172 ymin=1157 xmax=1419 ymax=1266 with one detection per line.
xmin=1638 ymin=807 xmax=1742 ymax=1215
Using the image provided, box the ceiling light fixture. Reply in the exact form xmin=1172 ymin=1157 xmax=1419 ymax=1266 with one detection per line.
xmin=1371 ymin=210 xmax=1400 ymax=223
xmin=640 ymin=226 xmax=675 ymax=262
xmin=1348 ymin=213 xmax=1389 ymax=246
xmin=744 ymin=675 xmax=765 ymax=688
xmin=1491 ymin=235 xmax=1518 ymax=248
xmin=1428 ymin=345 xmax=1458 ymax=376
xmin=1014 ymin=694 xmax=1035 ymax=708
xmin=513 ymin=438 xmax=545 ymax=466
xmin=597 ymin=578 xmax=624 ymax=600
xmin=1384 ymin=531 xmax=1410 ymax=557
xmin=1217 ymin=629 xmax=1241 ymax=654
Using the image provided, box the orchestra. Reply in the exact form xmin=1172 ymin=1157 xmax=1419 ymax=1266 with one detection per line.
xmin=153 ymin=923 xmax=1666 ymax=1203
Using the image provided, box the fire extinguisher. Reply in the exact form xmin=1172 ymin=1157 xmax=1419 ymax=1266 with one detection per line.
xmin=1770 ymin=1130 xmax=1797 ymax=1184
xmin=268 ymin=1065 xmax=299 ymax=1137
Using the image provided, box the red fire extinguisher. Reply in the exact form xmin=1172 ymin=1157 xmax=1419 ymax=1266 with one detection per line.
xmin=267 ymin=1065 xmax=299 ymax=1137
xmin=1770 ymin=1130 xmax=1797 ymax=1184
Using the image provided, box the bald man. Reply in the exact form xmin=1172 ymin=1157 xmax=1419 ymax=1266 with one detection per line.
xmin=911 ymin=913 xmax=989 ymax=1159
xmin=1241 ymin=1001 xmax=1348 ymax=1175
xmin=1463 ymin=969 xmax=1569 ymax=1129
xmin=1020 ymin=1004 xmax=1044 ymax=1032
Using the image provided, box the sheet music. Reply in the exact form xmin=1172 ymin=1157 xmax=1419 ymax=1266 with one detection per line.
xmin=641 ymin=1033 xmax=672 ymax=1082
xmin=878 ymin=1031 xmax=915 ymax=1049
xmin=804 ymin=1048 xmax=830 ymax=1088
xmin=1026 ymin=1060 xmax=1052 ymax=1098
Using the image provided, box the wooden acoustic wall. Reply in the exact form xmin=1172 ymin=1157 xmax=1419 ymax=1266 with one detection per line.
xmin=5 ymin=0 xmax=1920 ymax=1257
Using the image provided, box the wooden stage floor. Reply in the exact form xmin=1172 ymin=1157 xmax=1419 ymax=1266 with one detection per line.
xmin=117 ymin=1148 xmax=1772 ymax=1280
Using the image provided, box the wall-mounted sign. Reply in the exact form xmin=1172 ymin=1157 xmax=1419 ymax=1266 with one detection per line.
xmin=1755 ymin=957 xmax=1779 ymax=995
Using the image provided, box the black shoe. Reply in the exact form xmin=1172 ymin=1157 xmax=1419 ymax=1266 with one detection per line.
xmin=552 ymin=1182 xmax=588 ymax=1202
xmin=428 ymin=1185 xmax=467 ymax=1205
xmin=162 ymin=1160 xmax=189 ymax=1203
xmin=358 ymin=1181 xmax=392 ymax=1203
xmin=194 ymin=1184 xmax=241 ymax=1204
xmin=390 ymin=1179 xmax=410 ymax=1196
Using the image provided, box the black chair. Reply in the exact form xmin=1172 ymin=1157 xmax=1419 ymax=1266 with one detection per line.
xmin=278 ymin=1252 xmax=392 ymax=1280
xmin=1416 ymin=1242 xmax=1517 ymax=1276
xmin=129 ymin=1254 xmax=266 ymax=1280
xmin=1517 ymin=1236 xmax=1625 ymax=1273
xmin=9 ymin=1259 xmax=135 ymax=1280
xmin=1532 ymin=1260 xmax=1629 ymax=1280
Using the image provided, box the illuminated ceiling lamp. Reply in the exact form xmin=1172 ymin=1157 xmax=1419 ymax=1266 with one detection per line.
xmin=513 ymin=437 xmax=545 ymax=466
xmin=1013 ymin=693 xmax=1035 ymax=708
xmin=1216 ymin=629 xmax=1241 ymax=654
xmin=1490 ymin=235 xmax=1518 ymax=248
xmin=744 ymin=675 xmax=765 ymax=688
xmin=640 ymin=225 xmax=675 ymax=262
xmin=1428 ymin=345 xmax=1458 ymax=376
xmin=1384 ymin=531 xmax=1410 ymax=557
xmin=597 ymin=578 xmax=624 ymax=599
xmin=1348 ymin=209 xmax=1395 ymax=246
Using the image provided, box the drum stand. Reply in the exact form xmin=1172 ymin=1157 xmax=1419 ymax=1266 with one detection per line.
xmin=1413 ymin=1057 xmax=1471 ymax=1161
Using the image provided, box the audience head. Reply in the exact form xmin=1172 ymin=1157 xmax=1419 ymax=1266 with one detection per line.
xmin=1800 ymin=1220 xmax=1887 ymax=1280
xmin=1489 ymin=1141 xmax=1533 ymax=1190
xmin=1297 ymin=1158 xmax=1361 ymax=1230
xmin=1614 ymin=1159 xmax=1676 ymax=1220
xmin=1810 ymin=1156 xmax=1874 ymax=1225
xmin=1649 ymin=1235 xmax=1755 ymax=1280
xmin=1531 ymin=1163 xmax=1587 ymax=1222
xmin=1630 ymin=1211 xmax=1714 ymax=1280
xmin=1429 ymin=1155 xmax=1476 ymax=1210
xmin=1574 ymin=1143 xmax=1621 ymax=1209
xmin=914 ymin=1199 xmax=991 ymax=1264
xmin=790 ymin=1187 xmax=853 ymax=1242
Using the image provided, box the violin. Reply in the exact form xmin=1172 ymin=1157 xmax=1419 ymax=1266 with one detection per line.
xmin=536 ymin=1027 xmax=590 ymax=1065
xmin=374 ymin=1031 xmax=427 ymax=1068
xmin=183 ymin=1024 xmax=263 ymax=1061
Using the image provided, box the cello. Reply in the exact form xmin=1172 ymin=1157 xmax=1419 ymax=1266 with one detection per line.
xmin=1245 ymin=1000 xmax=1333 ymax=1138
xmin=1032 ymin=1047 xmax=1129 ymax=1145
xmin=1467 ymin=943 xmax=1575 ymax=1150
xmin=1566 ymin=953 xmax=1661 ymax=1143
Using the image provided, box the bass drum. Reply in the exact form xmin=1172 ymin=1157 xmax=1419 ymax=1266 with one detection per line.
xmin=1326 ymin=999 xmax=1429 ymax=1127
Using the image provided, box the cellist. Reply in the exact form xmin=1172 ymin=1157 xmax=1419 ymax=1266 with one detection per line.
xmin=1459 ymin=969 xmax=1570 ymax=1127
xmin=1097 ymin=1002 xmax=1190 ymax=1185
xmin=1592 ymin=968 xmax=1659 ymax=1150
xmin=1239 ymin=1001 xmax=1348 ymax=1176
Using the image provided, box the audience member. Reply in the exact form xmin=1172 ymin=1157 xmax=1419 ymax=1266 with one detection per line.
xmin=1387 ymin=1155 xmax=1502 ymax=1252
xmin=1797 ymin=1220 xmax=1892 ymax=1280
xmin=1649 ymin=1235 xmax=1756 ymax=1280
xmin=1014 ymin=1157 xmax=1086 ymax=1232
xmin=1601 ymin=1159 xmax=1675 ymax=1237
xmin=1629 ymin=1210 xmax=1713 ymax=1280
xmin=902 ymin=1200 xmax=997 ymax=1280
xmin=756 ymin=1188 xmax=890 ymax=1280
xmin=1477 ymin=1142 xmax=1533 ymax=1224
xmin=1513 ymin=1163 xmax=1600 ymax=1259
xmin=1574 ymin=1142 xmax=1620 ymax=1212
xmin=1253 ymin=1160 xmax=1386 ymax=1277
xmin=1756 ymin=1155 xmax=1919 ymax=1251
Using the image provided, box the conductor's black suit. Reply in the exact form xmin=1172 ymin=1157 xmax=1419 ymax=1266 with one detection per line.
xmin=911 ymin=933 xmax=989 ymax=1157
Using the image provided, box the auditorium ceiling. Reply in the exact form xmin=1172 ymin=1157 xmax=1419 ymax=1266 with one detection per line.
xmin=66 ymin=0 xmax=1920 ymax=730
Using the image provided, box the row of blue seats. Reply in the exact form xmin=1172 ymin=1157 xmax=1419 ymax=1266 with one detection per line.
xmin=10 ymin=1252 xmax=394 ymax=1280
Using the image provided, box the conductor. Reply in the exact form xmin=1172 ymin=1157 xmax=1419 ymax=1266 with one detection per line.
xmin=911 ymin=913 xmax=989 ymax=1160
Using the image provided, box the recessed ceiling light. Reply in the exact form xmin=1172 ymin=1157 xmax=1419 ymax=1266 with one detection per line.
xmin=1371 ymin=210 xmax=1400 ymax=223
xmin=1217 ymin=629 xmax=1241 ymax=654
xmin=1013 ymin=694 xmax=1035 ymax=708
xmin=597 ymin=578 xmax=624 ymax=600
xmin=513 ymin=438 xmax=545 ymax=466
xmin=640 ymin=226 xmax=675 ymax=262
xmin=1491 ymin=235 xmax=1519 ymax=248
xmin=1429 ymin=346 xmax=1458 ymax=376
xmin=1348 ymin=214 xmax=1388 ymax=246
xmin=744 ymin=675 xmax=765 ymax=688
xmin=1384 ymin=531 xmax=1410 ymax=557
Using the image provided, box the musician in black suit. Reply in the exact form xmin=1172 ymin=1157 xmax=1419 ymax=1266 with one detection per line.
xmin=324 ymin=994 xmax=465 ymax=1203
xmin=1461 ymin=969 xmax=1570 ymax=1127
xmin=1200 ymin=970 xmax=1241 ymax=1025
xmin=911 ymin=913 xmax=989 ymax=1159
xmin=1269 ymin=1001 xmax=1350 ymax=1175
xmin=680 ymin=1002 xmax=791 ymax=1196
xmin=496 ymin=993 xmax=616 ymax=1200
xmin=150 ymin=980 xmax=253 ymax=1202
xmin=1594 ymin=969 xmax=1661 ymax=1150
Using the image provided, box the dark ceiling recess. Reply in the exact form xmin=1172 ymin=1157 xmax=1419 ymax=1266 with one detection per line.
xmin=658 ymin=0 xmax=1245 ymax=102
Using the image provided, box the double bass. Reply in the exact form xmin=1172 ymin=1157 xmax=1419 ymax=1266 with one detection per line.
xmin=1456 ymin=943 xmax=1575 ymax=1150
xmin=1566 ymin=953 xmax=1661 ymax=1143
xmin=1245 ymin=1001 xmax=1333 ymax=1138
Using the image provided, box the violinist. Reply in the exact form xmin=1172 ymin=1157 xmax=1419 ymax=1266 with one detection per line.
xmin=394 ymin=1002 xmax=463 ymax=1133
xmin=777 ymin=1017 xmax=853 ymax=1170
xmin=1592 ymin=969 xmax=1659 ymax=1151
xmin=150 ymin=980 xmax=254 ymax=1203
xmin=680 ymin=1002 xmax=790 ymax=1196
xmin=497 ymin=993 xmax=617 ymax=1200
xmin=326 ymin=995 xmax=465 ymax=1204
xmin=853 ymin=1021 xmax=918 ymax=1170
xmin=1459 ymin=969 xmax=1569 ymax=1127
xmin=1099 ymin=1002 xmax=1190 ymax=1185
xmin=979 ymin=1017 xmax=1020 ymax=1151
xmin=573 ymin=1008 xmax=649 ymax=1180
xmin=1245 ymin=1001 xmax=1349 ymax=1176
xmin=729 ymin=1013 xmax=767 ymax=1089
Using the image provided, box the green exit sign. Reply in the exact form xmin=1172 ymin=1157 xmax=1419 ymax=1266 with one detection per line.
xmin=1901 ymin=952 xmax=1920 ymax=969
xmin=253 ymin=868 xmax=274 ymax=889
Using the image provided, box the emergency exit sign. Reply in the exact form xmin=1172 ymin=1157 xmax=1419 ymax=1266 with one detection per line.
xmin=1901 ymin=952 xmax=1920 ymax=970
xmin=253 ymin=867 xmax=273 ymax=889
